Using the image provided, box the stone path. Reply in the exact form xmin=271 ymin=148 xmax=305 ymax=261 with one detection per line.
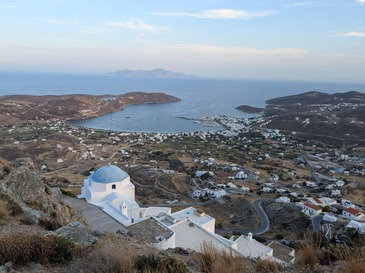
xmin=52 ymin=188 xmax=128 ymax=234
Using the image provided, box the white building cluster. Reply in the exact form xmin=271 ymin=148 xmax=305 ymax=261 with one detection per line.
xmin=79 ymin=164 xmax=283 ymax=262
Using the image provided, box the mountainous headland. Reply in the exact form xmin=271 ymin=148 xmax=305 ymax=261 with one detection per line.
xmin=235 ymin=105 xmax=264 ymax=114
xmin=0 ymin=92 xmax=180 ymax=127
xmin=109 ymin=68 xmax=196 ymax=78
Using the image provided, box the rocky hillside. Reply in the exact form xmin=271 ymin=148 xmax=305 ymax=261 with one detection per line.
xmin=261 ymin=91 xmax=365 ymax=145
xmin=0 ymin=92 xmax=180 ymax=127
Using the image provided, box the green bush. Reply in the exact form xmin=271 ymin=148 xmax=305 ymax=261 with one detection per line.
xmin=49 ymin=236 xmax=75 ymax=264
xmin=60 ymin=188 xmax=76 ymax=198
xmin=134 ymin=253 xmax=189 ymax=273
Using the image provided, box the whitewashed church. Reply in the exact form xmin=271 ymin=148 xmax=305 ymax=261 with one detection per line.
xmin=79 ymin=164 xmax=291 ymax=264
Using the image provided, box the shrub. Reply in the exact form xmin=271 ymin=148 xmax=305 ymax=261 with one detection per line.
xmin=0 ymin=234 xmax=74 ymax=265
xmin=48 ymin=236 xmax=75 ymax=264
xmin=60 ymin=188 xmax=76 ymax=198
xmin=66 ymin=244 xmax=135 ymax=273
xmin=193 ymin=243 xmax=247 ymax=273
xmin=134 ymin=253 xmax=189 ymax=273
xmin=2 ymin=165 xmax=11 ymax=175
xmin=255 ymin=259 xmax=284 ymax=273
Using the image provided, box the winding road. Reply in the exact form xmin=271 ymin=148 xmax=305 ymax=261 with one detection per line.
xmin=251 ymin=199 xmax=270 ymax=234
xmin=213 ymin=198 xmax=272 ymax=235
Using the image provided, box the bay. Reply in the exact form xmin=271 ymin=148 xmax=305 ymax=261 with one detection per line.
xmin=1 ymin=72 xmax=365 ymax=133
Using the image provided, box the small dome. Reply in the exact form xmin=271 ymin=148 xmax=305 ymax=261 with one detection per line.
xmin=89 ymin=165 xmax=129 ymax=184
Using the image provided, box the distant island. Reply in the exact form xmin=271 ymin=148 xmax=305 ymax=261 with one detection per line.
xmin=109 ymin=68 xmax=196 ymax=78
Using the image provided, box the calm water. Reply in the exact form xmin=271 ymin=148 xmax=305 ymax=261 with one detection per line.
xmin=1 ymin=72 xmax=365 ymax=133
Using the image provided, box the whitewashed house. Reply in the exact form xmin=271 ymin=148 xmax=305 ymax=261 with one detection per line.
xmin=302 ymin=202 xmax=322 ymax=216
xmin=347 ymin=220 xmax=365 ymax=234
xmin=343 ymin=207 xmax=363 ymax=220
xmin=276 ymin=197 xmax=290 ymax=203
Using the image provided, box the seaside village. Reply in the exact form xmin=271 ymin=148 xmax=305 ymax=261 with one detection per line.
xmin=5 ymin=113 xmax=365 ymax=266
xmin=78 ymin=164 xmax=290 ymax=265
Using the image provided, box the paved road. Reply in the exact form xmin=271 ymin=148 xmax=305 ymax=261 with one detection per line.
xmin=216 ymin=198 xmax=271 ymax=235
xmin=251 ymin=199 xmax=270 ymax=234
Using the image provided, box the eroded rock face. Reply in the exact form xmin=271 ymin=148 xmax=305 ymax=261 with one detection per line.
xmin=0 ymin=166 xmax=78 ymax=226
xmin=55 ymin=221 xmax=97 ymax=247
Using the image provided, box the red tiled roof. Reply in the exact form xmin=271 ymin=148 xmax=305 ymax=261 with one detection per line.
xmin=304 ymin=202 xmax=321 ymax=211
xmin=344 ymin=207 xmax=362 ymax=216
xmin=313 ymin=197 xmax=323 ymax=204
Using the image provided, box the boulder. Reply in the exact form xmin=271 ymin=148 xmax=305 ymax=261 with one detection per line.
xmin=12 ymin=157 xmax=35 ymax=169
xmin=55 ymin=221 xmax=97 ymax=247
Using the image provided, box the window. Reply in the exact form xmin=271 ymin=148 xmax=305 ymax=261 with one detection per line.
xmin=112 ymin=184 xmax=116 ymax=190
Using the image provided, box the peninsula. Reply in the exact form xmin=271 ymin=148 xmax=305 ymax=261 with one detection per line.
xmin=0 ymin=92 xmax=180 ymax=127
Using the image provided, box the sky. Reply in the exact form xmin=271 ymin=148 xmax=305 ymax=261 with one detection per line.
xmin=1 ymin=0 xmax=365 ymax=82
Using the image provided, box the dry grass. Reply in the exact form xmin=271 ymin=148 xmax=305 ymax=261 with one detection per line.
xmin=0 ymin=233 xmax=75 ymax=265
xmin=296 ymin=243 xmax=318 ymax=268
xmin=192 ymin=242 xmax=248 ymax=273
xmin=336 ymin=246 xmax=365 ymax=273
xmin=66 ymin=235 xmax=139 ymax=273
xmin=0 ymin=199 xmax=10 ymax=222
xmin=295 ymin=231 xmax=323 ymax=269
xmin=344 ymin=259 xmax=365 ymax=273
xmin=254 ymin=259 xmax=284 ymax=273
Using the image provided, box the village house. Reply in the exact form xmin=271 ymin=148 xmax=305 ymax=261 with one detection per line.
xmin=347 ymin=220 xmax=365 ymax=234
xmin=343 ymin=207 xmax=363 ymax=220
xmin=308 ymin=197 xmax=324 ymax=207
xmin=302 ymin=202 xmax=322 ymax=216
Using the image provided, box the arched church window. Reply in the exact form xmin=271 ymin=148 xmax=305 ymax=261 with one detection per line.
xmin=112 ymin=184 xmax=116 ymax=190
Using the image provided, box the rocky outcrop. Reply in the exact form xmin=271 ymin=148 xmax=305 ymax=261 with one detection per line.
xmin=54 ymin=221 xmax=97 ymax=247
xmin=0 ymin=167 xmax=79 ymax=226
xmin=11 ymin=157 xmax=35 ymax=169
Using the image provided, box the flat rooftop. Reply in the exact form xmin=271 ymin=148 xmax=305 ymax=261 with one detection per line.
xmin=168 ymin=207 xmax=214 ymax=226
xmin=128 ymin=217 xmax=174 ymax=243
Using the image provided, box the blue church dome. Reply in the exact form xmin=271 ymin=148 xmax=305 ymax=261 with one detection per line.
xmin=89 ymin=165 xmax=129 ymax=184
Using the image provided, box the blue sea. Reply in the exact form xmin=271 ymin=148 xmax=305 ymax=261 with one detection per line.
xmin=1 ymin=72 xmax=365 ymax=133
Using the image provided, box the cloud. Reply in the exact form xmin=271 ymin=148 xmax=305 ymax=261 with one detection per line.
xmin=356 ymin=0 xmax=365 ymax=4
xmin=42 ymin=18 xmax=79 ymax=26
xmin=8 ymin=3 xmax=21 ymax=8
xmin=332 ymin=31 xmax=365 ymax=37
xmin=154 ymin=9 xmax=276 ymax=20
xmin=286 ymin=2 xmax=318 ymax=7
xmin=104 ymin=19 xmax=169 ymax=32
